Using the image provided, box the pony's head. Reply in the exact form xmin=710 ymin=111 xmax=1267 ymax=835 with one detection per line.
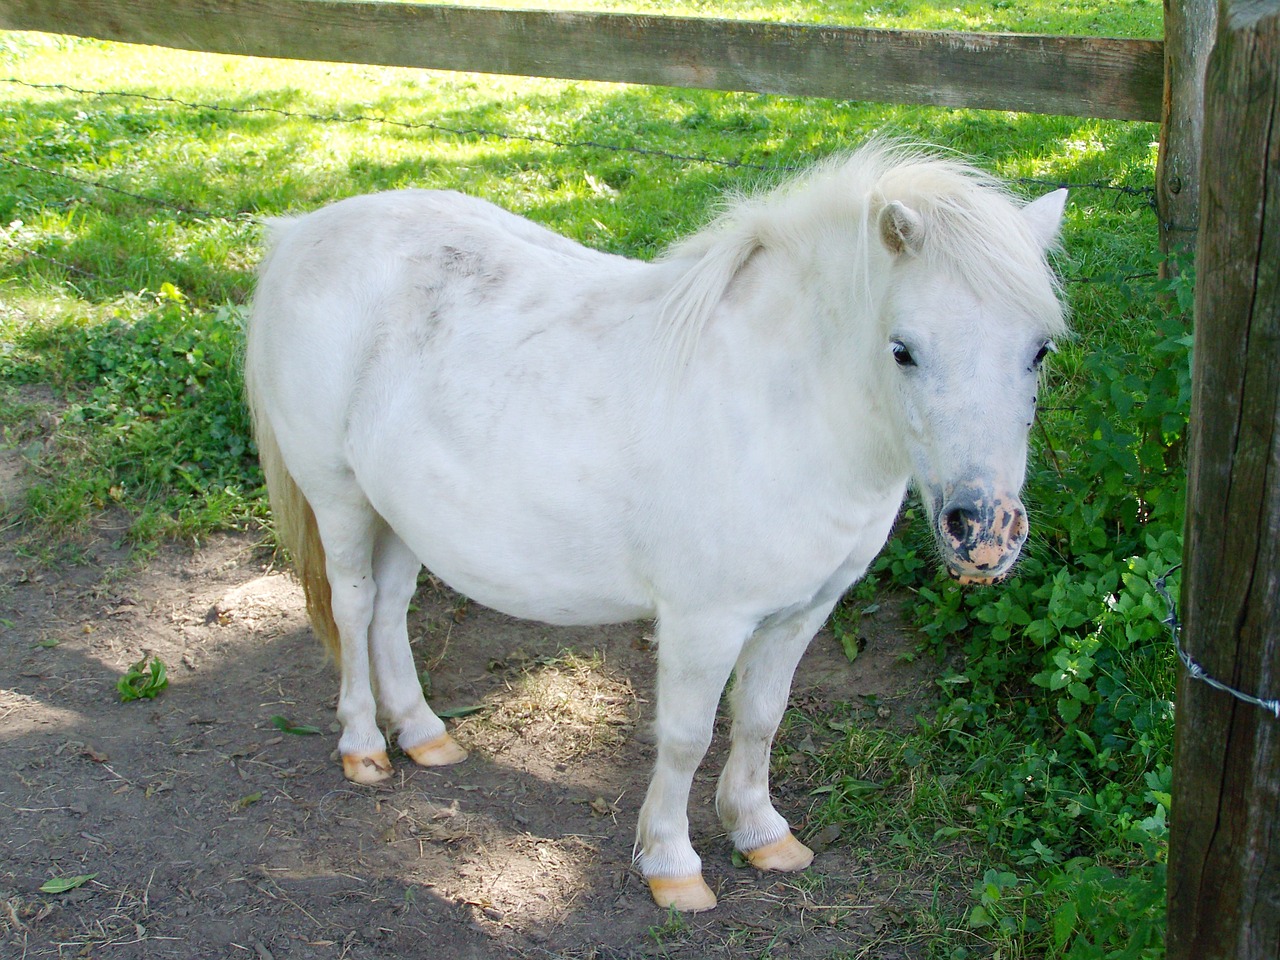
xmin=874 ymin=162 xmax=1067 ymax=585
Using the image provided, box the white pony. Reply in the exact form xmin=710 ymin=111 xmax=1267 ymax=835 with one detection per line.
xmin=245 ymin=142 xmax=1066 ymax=912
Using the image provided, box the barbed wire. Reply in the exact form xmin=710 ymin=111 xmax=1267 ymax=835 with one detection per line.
xmin=1154 ymin=565 xmax=1280 ymax=721
xmin=0 ymin=156 xmax=230 ymax=220
xmin=2 ymin=76 xmax=1157 ymax=201
xmin=2 ymin=75 xmax=1159 ymax=290
xmin=1 ymin=235 xmax=98 ymax=282
xmin=2 ymin=77 xmax=777 ymax=172
xmin=0 ymin=152 xmax=1151 ymax=289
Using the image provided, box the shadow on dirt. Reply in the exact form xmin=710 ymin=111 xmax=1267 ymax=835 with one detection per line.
xmin=0 ymin=519 xmax=947 ymax=959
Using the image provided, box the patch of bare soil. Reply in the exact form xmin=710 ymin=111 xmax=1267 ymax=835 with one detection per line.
xmin=1 ymin=496 xmax=958 ymax=958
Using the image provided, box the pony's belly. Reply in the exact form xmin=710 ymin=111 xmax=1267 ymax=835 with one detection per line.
xmin=436 ymin=572 xmax=653 ymax=627
xmin=414 ymin=548 xmax=654 ymax=627
xmin=370 ymin=494 xmax=656 ymax=627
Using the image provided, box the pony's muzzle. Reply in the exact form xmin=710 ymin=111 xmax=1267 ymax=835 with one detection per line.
xmin=936 ymin=493 xmax=1028 ymax=586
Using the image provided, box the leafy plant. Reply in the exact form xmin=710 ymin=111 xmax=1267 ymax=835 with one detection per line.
xmin=5 ymin=285 xmax=262 ymax=541
xmin=850 ymin=260 xmax=1191 ymax=958
xmin=270 ymin=715 xmax=322 ymax=735
xmin=39 ymin=873 xmax=97 ymax=894
xmin=117 ymin=656 xmax=169 ymax=702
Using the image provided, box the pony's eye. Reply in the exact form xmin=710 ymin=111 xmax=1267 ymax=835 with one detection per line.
xmin=891 ymin=341 xmax=916 ymax=368
xmin=1031 ymin=340 xmax=1056 ymax=370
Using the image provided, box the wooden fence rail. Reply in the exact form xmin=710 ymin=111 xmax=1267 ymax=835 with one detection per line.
xmin=0 ymin=0 xmax=1164 ymax=122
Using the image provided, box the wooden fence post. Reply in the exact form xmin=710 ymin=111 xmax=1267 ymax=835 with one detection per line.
xmin=1169 ymin=1 xmax=1280 ymax=957
xmin=1156 ymin=0 xmax=1216 ymax=264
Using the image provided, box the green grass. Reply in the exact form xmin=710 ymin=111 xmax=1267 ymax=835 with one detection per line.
xmin=0 ymin=4 xmax=1177 ymax=956
xmin=0 ymin=30 xmax=1160 ymax=541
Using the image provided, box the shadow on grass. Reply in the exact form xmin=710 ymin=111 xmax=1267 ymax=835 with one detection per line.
xmin=0 ymin=77 xmax=1157 ymax=306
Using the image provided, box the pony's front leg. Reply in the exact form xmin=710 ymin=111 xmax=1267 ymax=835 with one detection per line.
xmin=637 ymin=612 xmax=751 ymax=913
xmin=716 ymin=602 xmax=835 ymax=872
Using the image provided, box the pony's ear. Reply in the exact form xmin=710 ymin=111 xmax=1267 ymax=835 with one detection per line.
xmin=1021 ymin=189 xmax=1068 ymax=250
xmin=879 ymin=201 xmax=925 ymax=256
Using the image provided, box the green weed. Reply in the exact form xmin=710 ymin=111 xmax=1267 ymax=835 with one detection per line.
xmin=38 ymin=873 xmax=97 ymax=894
xmin=2 ymin=283 xmax=261 ymax=540
xmin=270 ymin=715 xmax=323 ymax=736
xmin=116 ymin=655 xmax=169 ymax=701
xmin=838 ymin=261 xmax=1188 ymax=956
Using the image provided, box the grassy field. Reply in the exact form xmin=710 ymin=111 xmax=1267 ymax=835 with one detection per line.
xmin=1 ymin=3 xmax=1178 ymax=957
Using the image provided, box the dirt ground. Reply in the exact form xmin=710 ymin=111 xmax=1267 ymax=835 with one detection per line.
xmin=1 ymin=446 xmax=957 ymax=959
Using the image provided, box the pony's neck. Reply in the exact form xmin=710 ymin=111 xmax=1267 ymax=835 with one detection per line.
xmin=667 ymin=214 xmax=912 ymax=495
xmin=770 ymin=233 xmax=912 ymax=490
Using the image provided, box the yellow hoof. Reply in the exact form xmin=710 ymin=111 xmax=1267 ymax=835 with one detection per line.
xmin=648 ymin=874 xmax=717 ymax=912
xmin=341 ymin=750 xmax=393 ymax=785
xmin=404 ymin=732 xmax=468 ymax=767
xmin=744 ymin=833 xmax=814 ymax=872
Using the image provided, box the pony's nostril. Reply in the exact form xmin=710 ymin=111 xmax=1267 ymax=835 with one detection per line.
xmin=943 ymin=507 xmax=974 ymax=545
xmin=1010 ymin=509 xmax=1028 ymax=543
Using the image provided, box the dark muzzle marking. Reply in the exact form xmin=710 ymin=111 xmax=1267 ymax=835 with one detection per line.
xmin=936 ymin=489 xmax=1028 ymax=583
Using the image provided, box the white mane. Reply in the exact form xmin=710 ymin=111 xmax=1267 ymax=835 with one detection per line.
xmin=655 ymin=142 xmax=1067 ymax=369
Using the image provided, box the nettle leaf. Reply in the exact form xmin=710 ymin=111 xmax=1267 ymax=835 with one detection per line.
xmin=1053 ymin=898 xmax=1079 ymax=948
xmin=1068 ymin=682 xmax=1092 ymax=702
xmin=968 ymin=904 xmax=993 ymax=928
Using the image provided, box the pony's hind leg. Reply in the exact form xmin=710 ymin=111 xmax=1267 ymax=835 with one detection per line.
xmin=716 ymin=603 xmax=834 ymax=872
xmin=636 ymin=611 xmax=753 ymax=913
xmin=368 ymin=526 xmax=466 ymax=767
xmin=310 ymin=498 xmax=392 ymax=784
